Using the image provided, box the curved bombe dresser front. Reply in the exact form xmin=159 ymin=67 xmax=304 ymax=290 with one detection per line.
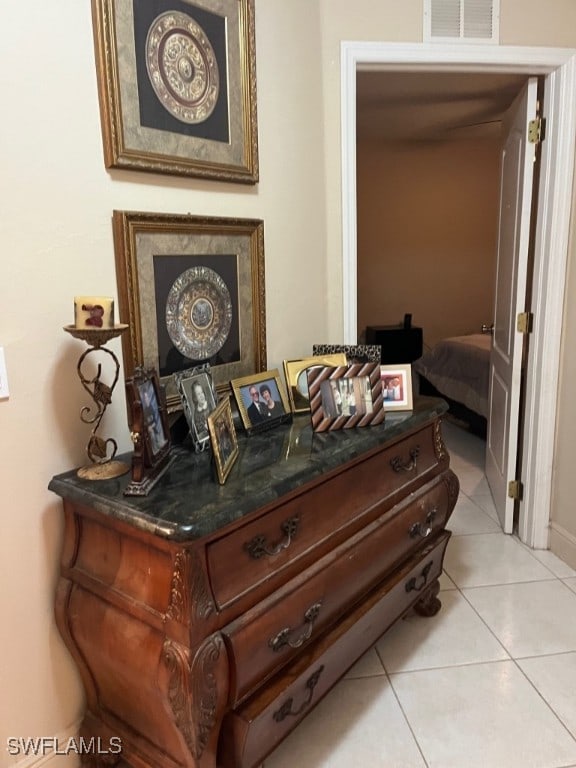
xmin=50 ymin=397 xmax=459 ymax=768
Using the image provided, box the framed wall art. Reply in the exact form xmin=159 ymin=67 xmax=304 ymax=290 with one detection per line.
xmin=207 ymin=396 xmax=238 ymax=484
xmin=91 ymin=0 xmax=258 ymax=183
xmin=380 ymin=364 xmax=414 ymax=411
xmin=113 ymin=211 xmax=266 ymax=412
xmin=124 ymin=366 xmax=173 ymax=495
xmin=174 ymin=363 xmax=218 ymax=451
xmin=307 ymin=362 xmax=386 ymax=432
xmin=283 ymin=353 xmax=347 ymax=414
xmin=231 ymin=369 xmax=291 ymax=434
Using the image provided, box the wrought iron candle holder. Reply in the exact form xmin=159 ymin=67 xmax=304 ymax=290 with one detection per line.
xmin=63 ymin=323 xmax=130 ymax=480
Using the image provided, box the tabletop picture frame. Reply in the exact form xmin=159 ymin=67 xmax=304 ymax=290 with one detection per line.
xmin=91 ymin=0 xmax=258 ymax=183
xmin=124 ymin=367 xmax=173 ymax=495
xmin=174 ymin=363 xmax=218 ymax=451
xmin=380 ymin=364 xmax=414 ymax=411
xmin=231 ymin=369 xmax=292 ymax=434
xmin=113 ymin=211 xmax=266 ymax=412
xmin=282 ymin=353 xmax=347 ymax=413
xmin=307 ymin=362 xmax=386 ymax=432
xmin=207 ymin=396 xmax=239 ymax=484
xmin=312 ymin=344 xmax=382 ymax=364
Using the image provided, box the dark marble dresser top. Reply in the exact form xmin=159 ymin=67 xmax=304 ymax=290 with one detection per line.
xmin=49 ymin=396 xmax=448 ymax=542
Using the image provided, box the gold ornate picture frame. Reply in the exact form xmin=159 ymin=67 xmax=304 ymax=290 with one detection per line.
xmin=113 ymin=211 xmax=266 ymax=412
xmin=91 ymin=0 xmax=259 ymax=183
xmin=283 ymin=354 xmax=347 ymax=413
xmin=207 ymin=396 xmax=239 ymax=484
xmin=230 ymin=369 xmax=291 ymax=434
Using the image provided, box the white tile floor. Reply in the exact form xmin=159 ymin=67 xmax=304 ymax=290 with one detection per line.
xmin=263 ymin=420 xmax=576 ymax=768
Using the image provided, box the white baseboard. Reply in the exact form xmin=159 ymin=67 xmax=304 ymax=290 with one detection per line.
xmin=549 ymin=521 xmax=576 ymax=570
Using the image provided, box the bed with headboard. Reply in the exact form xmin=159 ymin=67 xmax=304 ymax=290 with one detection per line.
xmin=413 ymin=332 xmax=491 ymax=438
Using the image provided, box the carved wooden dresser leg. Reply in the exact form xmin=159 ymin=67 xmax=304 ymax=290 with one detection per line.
xmin=412 ymin=578 xmax=442 ymax=617
xmin=161 ymin=633 xmax=229 ymax=768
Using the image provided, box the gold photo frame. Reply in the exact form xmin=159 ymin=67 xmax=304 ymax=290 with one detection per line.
xmin=230 ymin=369 xmax=291 ymax=434
xmin=113 ymin=211 xmax=266 ymax=412
xmin=283 ymin=354 xmax=347 ymax=413
xmin=91 ymin=0 xmax=258 ymax=182
xmin=207 ymin=397 xmax=239 ymax=484
xmin=307 ymin=363 xmax=386 ymax=432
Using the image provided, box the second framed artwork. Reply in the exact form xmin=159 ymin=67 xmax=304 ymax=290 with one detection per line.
xmin=113 ymin=211 xmax=266 ymax=412
xmin=91 ymin=0 xmax=258 ymax=183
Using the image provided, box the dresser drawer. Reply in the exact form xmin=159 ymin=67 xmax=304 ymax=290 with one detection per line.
xmin=221 ymin=472 xmax=457 ymax=706
xmin=207 ymin=423 xmax=445 ymax=609
xmin=218 ymin=532 xmax=450 ymax=768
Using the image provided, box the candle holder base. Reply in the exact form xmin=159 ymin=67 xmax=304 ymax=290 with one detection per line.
xmin=77 ymin=460 xmax=130 ymax=481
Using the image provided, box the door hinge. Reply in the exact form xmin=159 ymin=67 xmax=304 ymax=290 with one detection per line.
xmin=528 ymin=117 xmax=543 ymax=144
xmin=517 ymin=312 xmax=533 ymax=334
xmin=508 ymin=480 xmax=523 ymax=500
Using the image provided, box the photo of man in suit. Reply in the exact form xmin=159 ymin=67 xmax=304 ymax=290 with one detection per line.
xmin=246 ymin=385 xmax=267 ymax=425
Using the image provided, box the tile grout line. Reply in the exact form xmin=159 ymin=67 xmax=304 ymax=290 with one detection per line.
xmin=374 ymin=644 xmax=431 ymax=768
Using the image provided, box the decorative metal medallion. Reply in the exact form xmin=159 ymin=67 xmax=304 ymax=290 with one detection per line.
xmin=145 ymin=11 xmax=220 ymax=124
xmin=166 ymin=267 xmax=233 ymax=361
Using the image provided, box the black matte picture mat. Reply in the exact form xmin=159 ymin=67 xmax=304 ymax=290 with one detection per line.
xmin=153 ymin=253 xmax=240 ymax=376
xmin=133 ymin=0 xmax=230 ymax=141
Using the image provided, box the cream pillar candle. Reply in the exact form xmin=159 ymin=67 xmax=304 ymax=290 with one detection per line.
xmin=74 ymin=296 xmax=115 ymax=329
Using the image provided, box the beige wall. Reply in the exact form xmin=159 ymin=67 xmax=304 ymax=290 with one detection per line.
xmin=0 ymin=1 xmax=326 ymax=765
xmin=356 ymin=138 xmax=499 ymax=348
xmin=550 ymin=177 xmax=576 ymax=566
xmin=1 ymin=0 xmax=576 ymax=764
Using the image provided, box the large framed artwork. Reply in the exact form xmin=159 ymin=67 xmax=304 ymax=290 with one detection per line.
xmin=113 ymin=211 xmax=266 ymax=411
xmin=91 ymin=0 xmax=258 ymax=183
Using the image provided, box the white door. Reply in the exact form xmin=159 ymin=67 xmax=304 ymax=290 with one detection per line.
xmin=485 ymin=77 xmax=538 ymax=533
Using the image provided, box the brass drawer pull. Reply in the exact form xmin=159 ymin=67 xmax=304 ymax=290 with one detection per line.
xmin=273 ymin=666 xmax=325 ymax=722
xmin=244 ymin=516 xmax=300 ymax=559
xmin=268 ymin=602 xmax=323 ymax=653
xmin=405 ymin=560 xmax=433 ymax=593
xmin=409 ymin=507 xmax=437 ymax=539
xmin=390 ymin=446 xmax=420 ymax=473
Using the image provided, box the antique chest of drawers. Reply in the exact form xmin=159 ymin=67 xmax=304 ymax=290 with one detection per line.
xmin=50 ymin=396 xmax=458 ymax=768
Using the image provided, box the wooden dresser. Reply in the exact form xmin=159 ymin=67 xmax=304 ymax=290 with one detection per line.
xmin=50 ymin=397 xmax=458 ymax=768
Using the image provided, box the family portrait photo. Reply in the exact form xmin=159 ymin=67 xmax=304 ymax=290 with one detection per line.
xmin=380 ymin=364 xmax=414 ymax=411
xmin=231 ymin=369 xmax=291 ymax=433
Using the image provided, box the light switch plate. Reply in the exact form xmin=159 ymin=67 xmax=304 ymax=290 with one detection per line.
xmin=0 ymin=347 xmax=10 ymax=399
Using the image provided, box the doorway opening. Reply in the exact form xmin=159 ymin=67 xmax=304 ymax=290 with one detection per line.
xmin=340 ymin=42 xmax=576 ymax=548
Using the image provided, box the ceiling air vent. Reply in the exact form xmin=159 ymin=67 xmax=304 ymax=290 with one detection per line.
xmin=424 ymin=0 xmax=499 ymax=44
